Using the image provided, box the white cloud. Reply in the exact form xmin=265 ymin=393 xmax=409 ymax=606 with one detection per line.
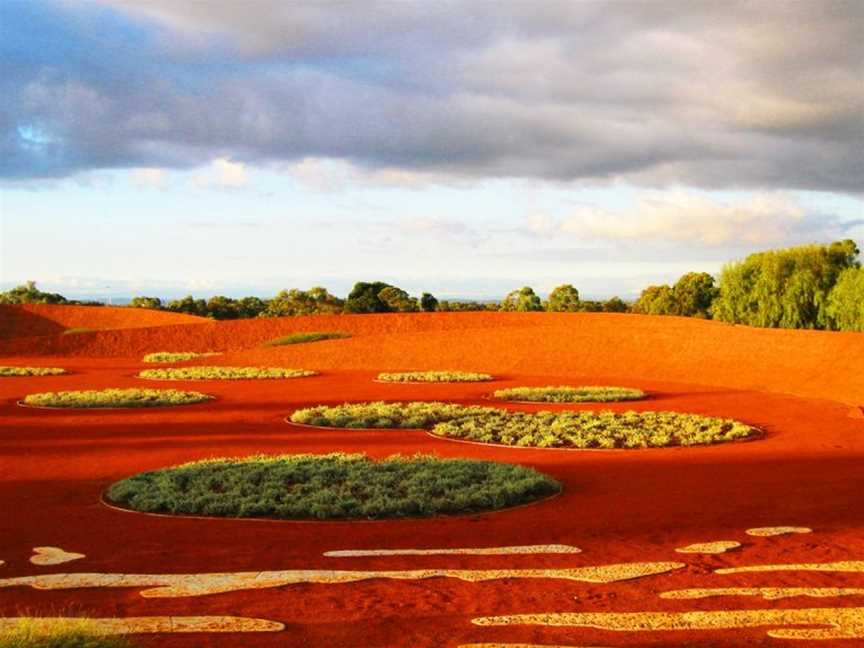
xmin=130 ymin=167 xmax=168 ymax=188
xmin=193 ymin=158 xmax=248 ymax=189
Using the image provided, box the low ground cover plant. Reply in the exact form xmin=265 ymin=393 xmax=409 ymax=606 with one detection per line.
xmin=0 ymin=617 xmax=133 ymax=648
xmin=142 ymin=352 xmax=220 ymax=363
xmin=106 ymin=453 xmax=560 ymax=520
xmin=432 ymin=410 xmax=757 ymax=449
xmin=22 ymin=388 xmax=213 ymax=409
xmin=493 ymin=386 xmax=646 ymax=403
xmin=377 ymin=371 xmax=494 ymax=383
xmin=0 ymin=366 xmax=67 ymax=377
xmin=138 ymin=366 xmax=316 ymax=380
xmin=290 ymin=401 xmax=498 ymax=428
xmin=263 ymin=332 xmax=350 ymax=346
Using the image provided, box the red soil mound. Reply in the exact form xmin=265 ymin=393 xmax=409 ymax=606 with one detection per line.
xmin=0 ymin=304 xmax=205 ymax=339
xmin=3 ymin=311 xmax=861 ymax=406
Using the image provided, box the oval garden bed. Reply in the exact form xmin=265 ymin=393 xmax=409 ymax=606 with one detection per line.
xmin=142 ymin=352 xmax=221 ymax=363
xmin=376 ymin=371 xmax=493 ymax=383
xmin=432 ymin=410 xmax=758 ymax=449
xmin=138 ymin=366 xmax=316 ymax=380
xmin=105 ymin=453 xmax=560 ymax=520
xmin=492 ymin=386 xmax=645 ymax=403
xmin=21 ymin=388 xmax=213 ymax=409
xmin=289 ymin=401 xmax=498 ymax=429
xmin=1 ymin=366 xmax=67 ymax=377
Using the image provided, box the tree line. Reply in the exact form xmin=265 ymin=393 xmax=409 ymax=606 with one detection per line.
xmin=2 ymin=240 xmax=861 ymax=331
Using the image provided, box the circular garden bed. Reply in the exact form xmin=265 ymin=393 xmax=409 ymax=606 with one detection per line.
xmin=290 ymin=401 xmax=497 ymax=428
xmin=492 ymin=386 xmax=645 ymax=403
xmin=105 ymin=453 xmax=560 ymax=520
xmin=22 ymin=388 xmax=213 ymax=409
xmin=142 ymin=352 xmax=220 ymax=363
xmin=1 ymin=366 xmax=67 ymax=377
xmin=376 ymin=371 xmax=493 ymax=383
xmin=138 ymin=366 xmax=316 ymax=380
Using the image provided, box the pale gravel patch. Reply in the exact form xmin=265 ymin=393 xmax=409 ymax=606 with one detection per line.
xmin=716 ymin=561 xmax=864 ymax=575
xmin=30 ymin=546 xmax=85 ymax=566
xmin=324 ymin=545 xmax=582 ymax=557
xmin=746 ymin=526 xmax=812 ymax=537
xmin=674 ymin=541 xmax=741 ymax=554
xmin=472 ymin=607 xmax=864 ymax=640
xmin=0 ymin=563 xmax=684 ymax=598
xmin=0 ymin=616 xmax=284 ymax=634
xmin=661 ymin=587 xmax=864 ymax=601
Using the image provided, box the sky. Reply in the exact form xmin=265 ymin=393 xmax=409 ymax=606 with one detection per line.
xmin=1 ymin=0 xmax=862 ymax=300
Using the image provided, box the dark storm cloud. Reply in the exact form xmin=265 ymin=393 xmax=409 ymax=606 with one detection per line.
xmin=2 ymin=0 xmax=862 ymax=191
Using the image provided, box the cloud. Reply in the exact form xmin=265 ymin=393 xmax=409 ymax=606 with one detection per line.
xmin=130 ymin=167 xmax=167 ymax=188
xmin=1 ymin=1 xmax=861 ymax=194
xmin=193 ymin=158 xmax=248 ymax=189
xmin=532 ymin=192 xmax=857 ymax=247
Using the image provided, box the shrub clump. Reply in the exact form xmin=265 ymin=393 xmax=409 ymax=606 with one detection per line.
xmin=142 ymin=352 xmax=220 ymax=363
xmin=290 ymin=401 xmax=498 ymax=428
xmin=106 ymin=453 xmax=560 ymax=520
xmin=493 ymin=386 xmax=646 ymax=403
xmin=138 ymin=366 xmax=316 ymax=380
xmin=263 ymin=332 xmax=350 ymax=346
xmin=377 ymin=371 xmax=493 ymax=383
xmin=0 ymin=366 xmax=67 ymax=377
xmin=0 ymin=617 xmax=133 ymax=648
xmin=432 ymin=410 xmax=757 ymax=449
xmin=23 ymin=388 xmax=213 ymax=409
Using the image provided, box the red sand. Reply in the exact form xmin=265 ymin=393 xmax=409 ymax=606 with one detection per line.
xmin=1 ymin=306 xmax=863 ymax=647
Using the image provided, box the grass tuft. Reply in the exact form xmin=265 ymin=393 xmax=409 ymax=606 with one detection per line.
xmin=141 ymin=352 xmax=220 ymax=363
xmin=0 ymin=617 xmax=132 ymax=648
xmin=263 ymin=332 xmax=350 ymax=346
xmin=23 ymin=388 xmax=213 ymax=409
xmin=493 ymin=386 xmax=646 ymax=403
xmin=377 ymin=371 xmax=493 ymax=383
xmin=290 ymin=401 xmax=498 ymax=428
xmin=433 ymin=410 xmax=757 ymax=449
xmin=106 ymin=453 xmax=560 ymax=520
xmin=0 ymin=367 xmax=67 ymax=377
xmin=138 ymin=366 xmax=316 ymax=380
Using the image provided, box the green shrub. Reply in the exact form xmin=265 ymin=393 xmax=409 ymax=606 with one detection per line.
xmin=377 ymin=371 xmax=493 ymax=383
xmin=138 ymin=366 xmax=316 ymax=380
xmin=432 ymin=410 xmax=756 ymax=449
xmin=106 ymin=453 xmax=560 ymax=520
xmin=60 ymin=328 xmax=94 ymax=336
xmin=290 ymin=401 xmax=498 ymax=428
xmin=493 ymin=386 xmax=645 ymax=403
xmin=0 ymin=366 xmax=67 ymax=377
xmin=23 ymin=388 xmax=213 ymax=409
xmin=0 ymin=617 xmax=133 ymax=648
xmin=262 ymin=332 xmax=350 ymax=346
xmin=826 ymin=266 xmax=864 ymax=332
xmin=141 ymin=352 xmax=220 ymax=363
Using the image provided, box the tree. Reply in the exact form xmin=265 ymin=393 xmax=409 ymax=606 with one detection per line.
xmin=378 ymin=286 xmax=419 ymax=312
xmin=128 ymin=296 xmax=163 ymax=310
xmin=236 ymin=296 xmax=268 ymax=318
xmin=206 ymin=295 xmax=240 ymax=319
xmin=0 ymin=281 xmax=68 ymax=305
xmin=672 ymin=272 xmax=718 ymax=318
xmin=166 ymin=295 xmax=208 ymax=317
xmin=632 ymin=284 xmax=677 ymax=315
xmin=263 ymin=287 xmax=343 ymax=317
xmin=546 ymin=284 xmax=581 ymax=312
xmin=826 ymin=267 xmax=864 ymax=332
xmin=602 ymin=296 xmax=629 ymax=313
xmin=712 ymin=240 xmax=860 ymax=329
xmin=500 ymin=286 xmax=543 ymax=312
xmin=344 ymin=282 xmax=395 ymax=313
xmin=420 ymin=292 xmax=439 ymax=312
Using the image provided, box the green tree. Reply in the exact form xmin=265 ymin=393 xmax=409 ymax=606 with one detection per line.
xmin=344 ymin=282 xmax=395 ymax=313
xmin=0 ymin=281 xmax=68 ymax=305
xmin=236 ymin=296 xmax=268 ymax=318
xmin=206 ymin=295 xmax=240 ymax=319
xmin=166 ymin=295 xmax=208 ymax=317
xmin=128 ymin=296 xmax=163 ymax=310
xmin=420 ymin=292 xmax=439 ymax=312
xmin=378 ymin=286 xmax=419 ymax=312
xmin=546 ymin=284 xmax=581 ymax=312
xmin=602 ymin=296 xmax=629 ymax=313
xmin=826 ymin=267 xmax=864 ymax=332
xmin=632 ymin=285 xmax=677 ymax=315
xmin=263 ymin=287 xmax=343 ymax=317
xmin=500 ymin=286 xmax=543 ymax=312
xmin=672 ymin=272 xmax=718 ymax=318
xmin=713 ymin=240 xmax=860 ymax=329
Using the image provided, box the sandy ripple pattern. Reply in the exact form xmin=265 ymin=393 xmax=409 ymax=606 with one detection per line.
xmin=661 ymin=587 xmax=864 ymax=600
xmin=674 ymin=541 xmax=740 ymax=554
xmin=746 ymin=526 xmax=812 ymax=537
xmin=0 ymin=616 xmax=284 ymax=634
xmin=0 ymin=563 xmax=684 ymax=598
xmin=325 ymin=545 xmax=582 ymax=557
xmin=472 ymin=607 xmax=864 ymax=640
